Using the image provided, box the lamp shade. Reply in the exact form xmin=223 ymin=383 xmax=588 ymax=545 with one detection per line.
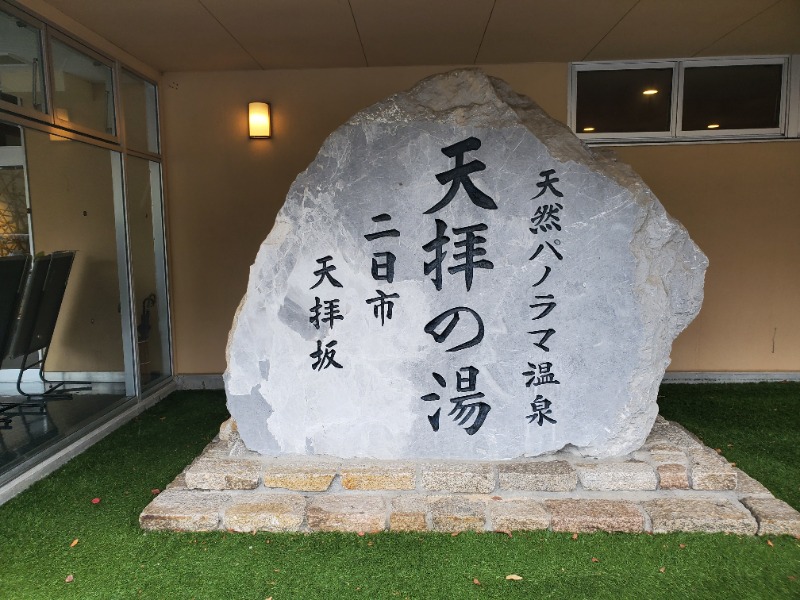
xmin=249 ymin=101 xmax=272 ymax=138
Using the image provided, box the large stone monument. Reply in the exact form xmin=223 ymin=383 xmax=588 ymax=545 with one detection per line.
xmin=225 ymin=69 xmax=707 ymax=460
xmin=142 ymin=70 xmax=800 ymax=536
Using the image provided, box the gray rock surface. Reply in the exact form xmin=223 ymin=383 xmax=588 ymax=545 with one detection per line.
xmin=225 ymin=69 xmax=706 ymax=459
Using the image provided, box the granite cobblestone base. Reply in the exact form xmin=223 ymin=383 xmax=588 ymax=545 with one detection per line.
xmin=140 ymin=417 xmax=800 ymax=536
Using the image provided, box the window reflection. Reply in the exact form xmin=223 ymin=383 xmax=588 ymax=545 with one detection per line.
xmin=0 ymin=123 xmax=29 ymax=256
xmin=121 ymin=70 xmax=159 ymax=154
xmin=0 ymin=8 xmax=46 ymax=113
xmin=576 ymin=68 xmax=673 ymax=134
xmin=24 ymin=128 xmax=126 ymax=381
xmin=1 ymin=124 xmax=133 ymax=483
xmin=50 ymin=38 xmax=115 ymax=136
xmin=682 ymin=64 xmax=783 ymax=131
xmin=126 ymin=156 xmax=171 ymax=389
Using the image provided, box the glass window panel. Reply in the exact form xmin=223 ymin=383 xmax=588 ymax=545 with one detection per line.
xmin=0 ymin=122 xmax=30 ymax=257
xmin=126 ymin=156 xmax=170 ymax=389
xmin=24 ymin=129 xmax=127 ymax=388
xmin=0 ymin=9 xmax=46 ymax=113
xmin=682 ymin=64 xmax=784 ymax=131
xmin=120 ymin=70 xmax=159 ymax=154
xmin=576 ymin=68 xmax=673 ymax=134
xmin=50 ymin=38 xmax=116 ymax=136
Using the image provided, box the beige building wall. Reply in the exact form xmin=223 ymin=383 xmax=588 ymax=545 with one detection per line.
xmin=161 ymin=63 xmax=800 ymax=375
xmin=617 ymin=142 xmax=800 ymax=372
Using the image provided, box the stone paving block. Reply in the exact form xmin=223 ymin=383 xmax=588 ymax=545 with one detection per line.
xmin=422 ymin=463 xmax=494 ymax=493
xmin=184 ymin=458 xmax=261 ymax=490
xmin=741 ymin=497 xmax=800 ymax=536
xmin=490 ymin=498 xmax=550 ymax=531
xmin=429 ymin=496 xmax=487 ymax=532
xmin=643 ymin=443 xmax=688 ymax=464
xmin=201 ymin=437 xmax=235 ymax=458
xmin=645 ymin=418 xmax=703 ymax=450
xmin=735 ymin=469 xmax=772 ymax=496
xmin=576 ymin=461 xmax=657 ymax=491
xmin=657 ymin=463 xmax=689 ymax=490
xmin=546 ymin=499 xmax=644 ymax=533
xmin=307 ymin=495 xmax=386 ymax=532
xmin=165 ymin=472 xmax=187 ymax=490
xmin=389 ymin=495 xmax=429 ymax=531
xmin=219 ymin=418 xmax=238 ymax=441
xmin=644 ymin=498 xmax=757 ymax=534
xmin=223 ymin=494 xmax=306 ymax=532
xmin=229 ymin=439 xmax=261 ymax=458
xmin=689 ymin=450 xmax=737 ymax=490
xmin=139 ymin=490 xmax=230 ymax=531
xmin=498 ymin=460 xmax=577 ymax=491
xmin=341 ymin=463 xmax=416 ymax=490
xmin=262 ymin=465 xmax=338 ymax=491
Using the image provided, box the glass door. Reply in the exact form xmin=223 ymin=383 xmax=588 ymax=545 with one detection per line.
xmin=125 ymin=156 xmax=171 ymax=391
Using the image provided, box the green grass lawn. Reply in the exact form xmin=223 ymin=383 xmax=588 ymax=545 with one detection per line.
xmin=0 ymin=385 xmax=798 ymax=599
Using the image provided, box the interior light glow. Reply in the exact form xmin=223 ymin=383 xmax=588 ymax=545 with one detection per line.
xmin=248 ymin=101 xmax=272 ymax=138
xmin=582 ymin=127 xmax=595 ymax=132
xmin=642 ymin=89 xmax=658 ymax=96
xmin=707 ymin=123 xmax=720 ymax=129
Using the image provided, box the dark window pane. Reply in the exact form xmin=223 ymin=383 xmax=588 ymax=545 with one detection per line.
xmin=682 ymin=64 xmax=783 ymax=131
xmin=576 ymin=68 xmax=672 ymax=134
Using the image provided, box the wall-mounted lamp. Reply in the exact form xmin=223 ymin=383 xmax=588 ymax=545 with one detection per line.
xmin=248 ymin=101 xmax=272 ymax=138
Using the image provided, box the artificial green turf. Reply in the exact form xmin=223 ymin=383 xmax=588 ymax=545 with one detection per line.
xmin=658 ymin=382 xmax=800 ymax=510
xmin=0 ymin=386 xmax=798 ymax=599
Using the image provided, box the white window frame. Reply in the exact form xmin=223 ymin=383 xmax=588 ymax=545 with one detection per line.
xmin=569 ymin=56 xmax=798 ymax=145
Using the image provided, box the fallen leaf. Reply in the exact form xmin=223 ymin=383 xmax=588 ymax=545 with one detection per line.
xmin=679 ymin=544 xmax=686 ymax=549
xmin=491 ymin=496 xmax=502 ymax=501
xmin=472 ymin=578 xmax=481 ymax=585
xmin=591 ymin=557 xmax=600 ymax=563
xmin=767 ymin=540 xmax=774 ymax=547
xmin=505 ymin=574 xmax=523 ymax=581
xmin=65 ymin=574 xmax=74 ymax=583
xmin=571 ymin=533 xmax=578 ymax=540
xmin=367 ymin=541 xmax=374 ymax=547
xmin=70 ymin=539 xmax=79 ymax=548
xmin=357 ymin=532 xmax=365 ymax=537
xmin=151 ymin=488 xmax=160 ymax=495
xmin=714 ymin=448 xmax=722 ymax=454
xmin=659 ymin=567 xmax=666 ymax=573
xmin=451 ymin=531 xmax=459 ymax=537
xmin=496 ymin=529 xmax=512 ymax=538
xmin=789 ymin=576 xmax=797 ymax=582
xmin=91 ymin=497 xmax=101 ymax=504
